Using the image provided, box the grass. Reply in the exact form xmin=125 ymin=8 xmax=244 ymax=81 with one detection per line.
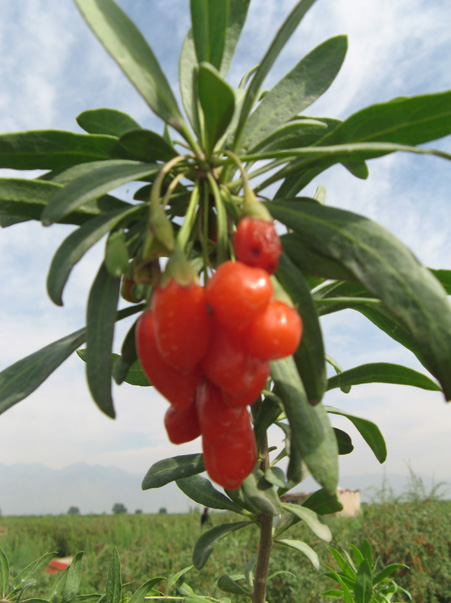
xmin=1 ymin=500 xmax=450 ymax=602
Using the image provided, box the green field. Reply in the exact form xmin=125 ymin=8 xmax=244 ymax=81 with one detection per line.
xmin=1 ymin=501 xmax=450 ymax=602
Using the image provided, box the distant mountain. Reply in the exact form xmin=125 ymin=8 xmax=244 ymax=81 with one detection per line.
xmin=0 ymin=463 xmax=189 ymax=516
xmin=0 ymin=464 xmax=448 ymax=516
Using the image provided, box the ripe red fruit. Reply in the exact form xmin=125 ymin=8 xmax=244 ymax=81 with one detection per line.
xmin=205 ymin=261 xmax=273 ymax=330
xmin=202 ymin=416 xmax=257 ymax=490
xmin=152 ymin=278 xmax=210 ymax=373
xmin=234 ymin=217 xmax=282 ymax=274
xmin=222 ymin=360 xmax=270 ymax=408
xmin=202 ymin=320 xmax=266 ymax=396
xmin=196 ymin=378 xmax=247 ymax=442
xmin=246 ymin=300 xmax=303 ymax=360
xmin=136 ymin=311 xmax=202 ymax=409
xmin=164 ymin=404 xmax=201 ymax=444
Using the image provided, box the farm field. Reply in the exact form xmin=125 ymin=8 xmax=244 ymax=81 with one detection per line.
xmin=1 ymin=500 xmax=450 ymax=602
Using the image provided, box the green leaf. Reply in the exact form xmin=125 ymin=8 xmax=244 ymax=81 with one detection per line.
xmin=354 ymin=560 xmax=373 ymax=603
xmin=142 ymin=454 xmax=205 ymax=489
xmin=105 ymin=548 xmax=121 ymax=603
xmin=117 ymin=129 xmax=177 ymax=162
xmin=61 ymin=552 xmax=83 ymax=603
xmin=264 ymin=466 xmax=287 ymax=489
xmin=328 ymin=546 xmax=356 ymax=578
xmin=326 ymin=406 xmax=387 ymax=464
xmin=0 ymin=547 xmax=9 ymax=598
xmin=74 ymin=0 xmax=183 ymax=128
xmin=327 ymin=362 xmax=440 ymax=393
xmin=217 ymin=575 xmax=250 ymax=596
xmin=192 ymin=521 xmax=252 ymax=569
xmin=0 ymin=329 xmax=86 ymax=416
xmin=268 ymin=200 xmax=451 ymax=400
xmin=241 ymin=469 xmax=282 ymax=515
xmin=176 ymin=475 xmax=244 ymax=513
xmin=112 ymin=320 xmax=140 ymax=386
xmin=253 ymin=393 xmax=283 ymax=449
xmin=220 ymin=0 xmax=251 ymax=76
xmin=127 ymin=578 xmax=166 ymax=603
xmin=301 ymin=489 xmax=343 ymax=515
xmin=272 ymin=356 xmax=338 ymax=494
xmin=190 ymin=0 xmax=229 ymax=70
xmin=275 ymin=539 xmax=320 ymax=571
xmin=0 ymin=178 xmax=130 ymax=226
xmin=42 ymin=160 xmax=158 ymax=226
xmin=232 ymin=0 xmax=318 ymax=150
xmin=165 ymin=566 xmax=193 ymax=595
xmin=47 ymin=208 xmax=138 ymax=306
xmin=86 ymin=263 xmax=121 ymax=418
xmin=179 ymin=30 xmax=201 ymax=137
xmin=198 ymin=63 xmax=235 ymax=154
xmin=77 ymin=108 xmax=141 ymax=136
xmin=334 ymin=428 xmax=354 ymax=455
xmin=430 ymin=269 xmax=451 ymax=294
xmin=250 ymin=117 xmax=336 ymax=154
xmin=323 ymin=567 xmax=354 ymax=603
xmin=241 ymin=36 xmax=347 ymax=151
xmin=0 ymin=130 xmax=117 ymax=170
xmin=281 ymin=502 xmax=332 ymax=542
xmin=14 ymin=552 xmax=57 ymax=590
xmin=276 ymin=252 xmax=327 ymax=404
xmin=360 ymin=539 xmax=373 ymax=568
xmin=373 ymin=564 xmax=408 ymax=586
xmin=271 ymin=90 xmax=451 ymax=195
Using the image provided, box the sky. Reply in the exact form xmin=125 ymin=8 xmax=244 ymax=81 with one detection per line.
xmin=0 ymin=0 xmax=450 ymax=510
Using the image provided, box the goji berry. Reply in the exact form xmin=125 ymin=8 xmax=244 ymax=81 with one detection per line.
xmin=152 ymin=278 xmax=210 ymax=373
xmin=234 ymin=217 xmax=282 ymax=274
xmin=222 ymin=360 xmax=269 ymax=408
xmin=202 ymin=319 xmax=266 ymax=396
xmin=196 ymin=378 xmax=248 ymax=442
xmin=136 ymin=311 xmax=202 ymax=409
xmin=202 ymin=414 xmax=257 ymax=489
xmin=246 ymin=299 xmax=302 ymax=360
xmin=205 ymin=261 xmax=273 ymax=330
xmin=164 ymin=403 xmax=201 ymax=444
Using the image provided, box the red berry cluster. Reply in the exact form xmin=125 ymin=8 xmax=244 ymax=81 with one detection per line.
xmin=135 ymin=218 xmax=302 ymax=490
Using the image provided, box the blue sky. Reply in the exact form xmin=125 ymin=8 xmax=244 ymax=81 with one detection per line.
xmin=0 ymin=0 xmax=450 ymax=510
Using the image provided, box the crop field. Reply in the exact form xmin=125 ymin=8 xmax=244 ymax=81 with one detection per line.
xmin=1 ymin=499 xmax=450 ymax=603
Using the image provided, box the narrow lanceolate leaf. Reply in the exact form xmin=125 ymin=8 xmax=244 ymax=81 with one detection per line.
xmin=272 ymin=356 xmax=338 ymax=494
xmin=0 ymin=547 xmax=9 ymax=598
xmin=271 ymin=90 xmax=451 ymax=195
xmin=326 ymin=406 xmax=387 ymax=464
xmin=232 ymin=0 xmax=318 ymax=150
xmin=142 ymin=454 xmax=205 ymax=489
xmin=354 ymin=560 xmax=373 ymax=603
xmin=0 ymin=178 xmax=129 ymax=226
xmin=117 ymin=129 xmax=177 ymax=162
xmin=14 ymin=552 xmax=57 ymax=589
xmin=179 ymin=30 xmax=201 ymax=136
xmin=327 ymin=363 xmax=440 ymax=393
xmin=241 ymin=470 xmax=282 ymax=515
xmin=74 ymin=0 xmax=183 ymax=128
xmin=61 ymin=552 xmax=83 ymax=603
xmin=193 ymin=522 xmax=252 ymax=569
xmin=190 ymin=0 xmax=229 ymax=70
xmin=176 ymin=475 xmax=244 ymax=513
xmin=77 ymin=108 xmax=141 ymax=136
xmin=241 ymin=36 xmax=347 ymax=152
xmin=268 ymin=200 xmax=451 ymax=401
xmin=301 ymin=488 xmax=343 ymax=515
xmin=47 ymin=207 xmax=139 ymax=306
xmin=281 ymin=502 xmax=332 ymax=542
xmin=220 ymin=0 xmax=251 ymax=76
xmin=86 ymin=264 xmax=121 ymax=418
xmin=217 ymin=575 xmax=250 ymax=596
xmin=198 ymin=63 xmax=235 ymax=154
xmin=0 ymin=329 xmax=86 ymax=416
xmin=127 ymin=578 xmax=166 ymax=603
xmin=41 ymin=160 xmax=158 ymax=225
xmin=0 ymin=130 xmax=117 ymax=170
xmin=275 ymin=539 xmax=320 ymax=571
xmin=276 ymin=252 xmax=327 ymax=405
xmin=335 ymin=428 xmax=354 ymax=455
xmin=105 ymin=548 xmax=121 ymax=603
